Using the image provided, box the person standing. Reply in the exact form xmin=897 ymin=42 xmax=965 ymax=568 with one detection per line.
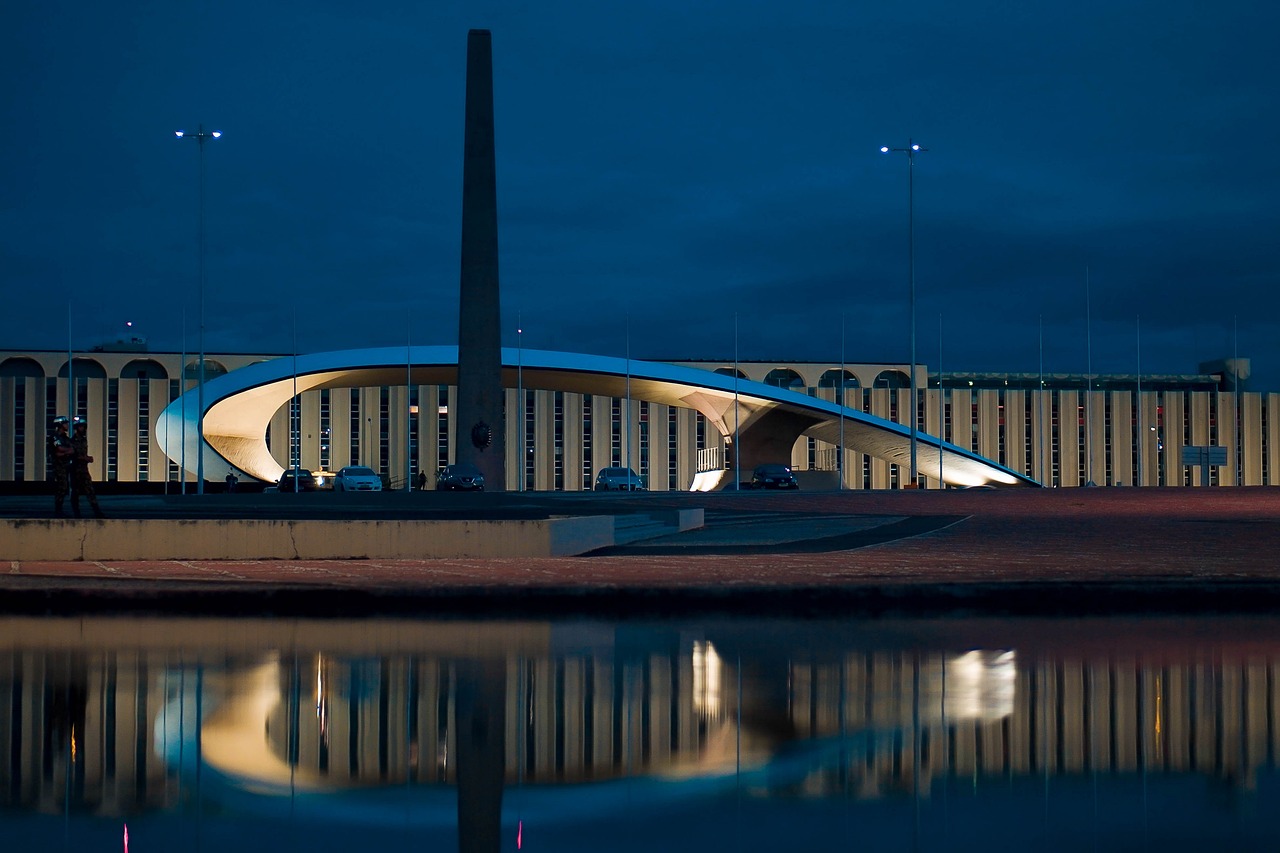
xmin=70 ymin=417 xmax=104 ymax=518
xmin=48 ymin=416 xmax=74 ymax=516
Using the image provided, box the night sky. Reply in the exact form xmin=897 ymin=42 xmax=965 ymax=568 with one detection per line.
xmin=5 ymin=2 xmax=1278 ymax=388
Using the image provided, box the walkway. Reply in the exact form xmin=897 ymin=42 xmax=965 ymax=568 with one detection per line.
xmin=3 ymin=488 xmax=1279 ymax=616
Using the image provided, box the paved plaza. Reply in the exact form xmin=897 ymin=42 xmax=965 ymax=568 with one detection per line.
xmin=3 ymin=487 xmax=1279 ymax=615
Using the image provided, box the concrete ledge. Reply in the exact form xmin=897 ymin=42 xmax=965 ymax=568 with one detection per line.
xmin=1 ymin=516 xmax=617 ymax=561
xmin=674 ymin=508 xmax=703 ymax=532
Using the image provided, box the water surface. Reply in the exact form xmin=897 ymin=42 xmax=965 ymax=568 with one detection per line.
xmin=2 ymin=614 xmax=1278 ymax=851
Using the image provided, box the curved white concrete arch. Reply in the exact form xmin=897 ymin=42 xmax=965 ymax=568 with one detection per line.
xmin=155 ymin=346 xmax=1037 ymax=488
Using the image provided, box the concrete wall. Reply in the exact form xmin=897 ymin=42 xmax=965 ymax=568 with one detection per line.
xmin=1 ymin=516 xmax=619 ymax=561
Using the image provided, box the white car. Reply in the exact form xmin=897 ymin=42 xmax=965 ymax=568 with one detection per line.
xmin=333 ymin=465 xmax=383 ymax=492
xmin=594 ymin=466 xmax=646 ymax=491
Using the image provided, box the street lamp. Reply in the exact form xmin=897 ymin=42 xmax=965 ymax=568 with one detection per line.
xmin=881 ymin=140 xmax=927 ymax=487
xmin=175 ymin=125 xmax=221 ymax=495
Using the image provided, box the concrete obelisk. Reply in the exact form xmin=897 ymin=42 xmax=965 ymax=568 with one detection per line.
xmin=455 ymin=29 xmax=506 ymax=490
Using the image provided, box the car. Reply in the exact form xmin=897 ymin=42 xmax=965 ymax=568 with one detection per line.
xmin=333 ymin=465 xmax=383 ymax=492
xmin=275 ymin=468 xmax=318 ymax=492
xmin=749 ymin=463 xmax=799 ymax=490
xmin=594 ymin=466 xmax=646 ymax=491
xmin=438 ymin=463 xmax=485 ymax=491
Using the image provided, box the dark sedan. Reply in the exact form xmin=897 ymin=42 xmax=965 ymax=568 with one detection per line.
xmin=749 ymin=463 xmax=799 ymax=490
xmin=274 ymin=468 xmax=318 ymax=492
xmin=438 ymin=463 xmax=485 ymax=491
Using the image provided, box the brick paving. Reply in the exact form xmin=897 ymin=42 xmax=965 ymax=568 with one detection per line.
xmin=4 ymin=487 xmax=1280 ymax=615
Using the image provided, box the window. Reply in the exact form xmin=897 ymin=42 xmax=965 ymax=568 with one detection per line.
xmin=137 ymin=379 xmax=149 ymax=481
xmin=582 ymin=395 xmax=593 ymax=486
xmin=320 ymin=389 xmax=331 ymax=471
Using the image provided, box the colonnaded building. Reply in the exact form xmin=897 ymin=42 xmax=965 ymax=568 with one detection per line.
xmin=0 ymin=344 xmax=1268 ymax=490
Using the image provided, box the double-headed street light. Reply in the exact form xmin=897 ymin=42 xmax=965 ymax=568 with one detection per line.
xmin=881 ymin=140 xmax=927 ymax=487
xmin=175 ymin=125 xmax=221 ymax=494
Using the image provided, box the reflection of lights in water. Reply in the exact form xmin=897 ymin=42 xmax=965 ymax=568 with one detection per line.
xmin=71 ymin=725 xmax=76 ymax=761
xmin=945 ymin=650 xmax=1016 ymax=721
xmin=1154 ymin=673 xmax=1163 ymax=762
xmin=315 ymin=653 xmax=328 ymax=745
xmin=693 ymin=641 xmax=722 ymax=718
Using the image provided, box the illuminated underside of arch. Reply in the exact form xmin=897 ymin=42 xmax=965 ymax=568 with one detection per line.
xmin=155 ymin=346 xmax=1037 ymax=488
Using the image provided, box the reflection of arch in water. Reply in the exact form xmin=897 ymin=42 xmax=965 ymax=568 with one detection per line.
xmin=10 ymin=617 xmax=1280 ymax=825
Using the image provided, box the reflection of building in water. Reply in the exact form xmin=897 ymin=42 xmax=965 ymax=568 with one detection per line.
xmin=1 ymin=622 xmax=1279 ymax=815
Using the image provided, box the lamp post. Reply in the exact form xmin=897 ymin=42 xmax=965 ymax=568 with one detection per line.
xmin=517 ymin=317 xmax=523 ymax=492
xmin=175 ymin=124 xmax=221 ymax=495
xmin=881 ymin=140 xmax=926 ymax=487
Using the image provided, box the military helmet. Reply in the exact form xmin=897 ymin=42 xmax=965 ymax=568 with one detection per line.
xmin=52 ymin=416 xmax=69 ymax=427
xmin=72 ymin=416 xmax=87 ymax=429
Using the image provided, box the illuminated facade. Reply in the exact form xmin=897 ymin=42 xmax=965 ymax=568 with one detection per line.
xmin=0 ymin=347 xmax=1273 ymax=489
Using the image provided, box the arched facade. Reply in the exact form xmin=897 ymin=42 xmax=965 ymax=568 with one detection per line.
xmin=3 ymin=347 xmax=1276 ymax=491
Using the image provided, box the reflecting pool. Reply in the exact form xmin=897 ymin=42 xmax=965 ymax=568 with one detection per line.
xmin=3 ymin=614 xmax=1280 ymax=851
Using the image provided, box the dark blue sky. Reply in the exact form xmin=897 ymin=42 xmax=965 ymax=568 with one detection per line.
xmin=5 ymin=2 xmax=1278 ymax=387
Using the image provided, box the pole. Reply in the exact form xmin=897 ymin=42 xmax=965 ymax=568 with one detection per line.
xmin=625 ymin=314 xmax=632 ymax=477
xmin=881 ymin=141 xmax=927 ymax=487
xmin=1085 ymin=265 xmax=1093 ymax=486
xmin=517 ymin=315 xmax=523 ymax=492
xmin=733 ymin=313 xmax=740 ymax=489
xmin=908 ymin=142 xmax=917 ymax=488
xmin=292 ymin=312 xmax=299 ymax=492
xmin=176 ymin=125 xmax=220 ymax=494
xmin=406 ymin=321 xmax=413 ymax=492
xmin=838 ymin=313 xmax=845 ymax=491
xmin=180 ymin=311 xmax=187 ymax=495
xmin=66 ymin=302 xmax=74 ymax=420
xmin=1039 ymin=316 xmax=1047 ymax=485
xmin=1136 ymin=315 xmax=1142 ymax=487
xmin=938 ymin=313 xmax=944 ymax=487
xmin=1234 ymin=316 xmax=1241 ymax=485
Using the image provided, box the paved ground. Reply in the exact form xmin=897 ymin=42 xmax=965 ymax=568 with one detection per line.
xmin=4 ymin=487 xmax=1280 ymax=616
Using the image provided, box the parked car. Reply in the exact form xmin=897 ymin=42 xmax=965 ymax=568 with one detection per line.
xmin=594 ymin=466 xmax=646 ymax=491
xmin=333 ymin=465 xmax=383 ymax=492
xmin=438 ymin=463 xmax=485 ymax=491
xmin=749 ymin=463 xmax=799 ymax=490
xmin=275 ymin=468 xmax=318 ymax=492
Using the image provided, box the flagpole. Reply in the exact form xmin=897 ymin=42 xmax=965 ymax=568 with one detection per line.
xmin=838 ymin=313 xmax=845 ymax=491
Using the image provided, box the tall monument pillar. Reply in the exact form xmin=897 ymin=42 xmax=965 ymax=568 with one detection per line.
xmin=456 ymin=29 xmax=506 ymax=490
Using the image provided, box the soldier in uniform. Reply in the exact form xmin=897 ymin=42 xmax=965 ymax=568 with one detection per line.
xmin=48 ymin=416 xmax=74 ymax=516
xmin=70 ymin=417 xmax=105 ymax=518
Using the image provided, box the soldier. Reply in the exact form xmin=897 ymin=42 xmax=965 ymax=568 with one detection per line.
xmin=48 ymin=416 xmax=74 ymax=516
xmin=70 ymin=417 xmax=105 ymax=518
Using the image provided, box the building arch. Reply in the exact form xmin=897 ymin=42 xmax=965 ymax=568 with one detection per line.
xmin=818 ymin=369 xmax=859 ymax=389
xmin=0 ymin=357 xmax=43 ymax=378
xmin=874 ymin=369 xmax=910 ymax=389
xmin=57 ymin=358 xmax=108 ymax=379
xmin=764 ymin=368 xmax=805 ymax=390
xmin=121 ymin=359 xmax=170 ymax=380
xmin=185 ymin=359 xmax=229 ymax=380
xmin=155 ymin=346 xmax=1035 ymax=490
